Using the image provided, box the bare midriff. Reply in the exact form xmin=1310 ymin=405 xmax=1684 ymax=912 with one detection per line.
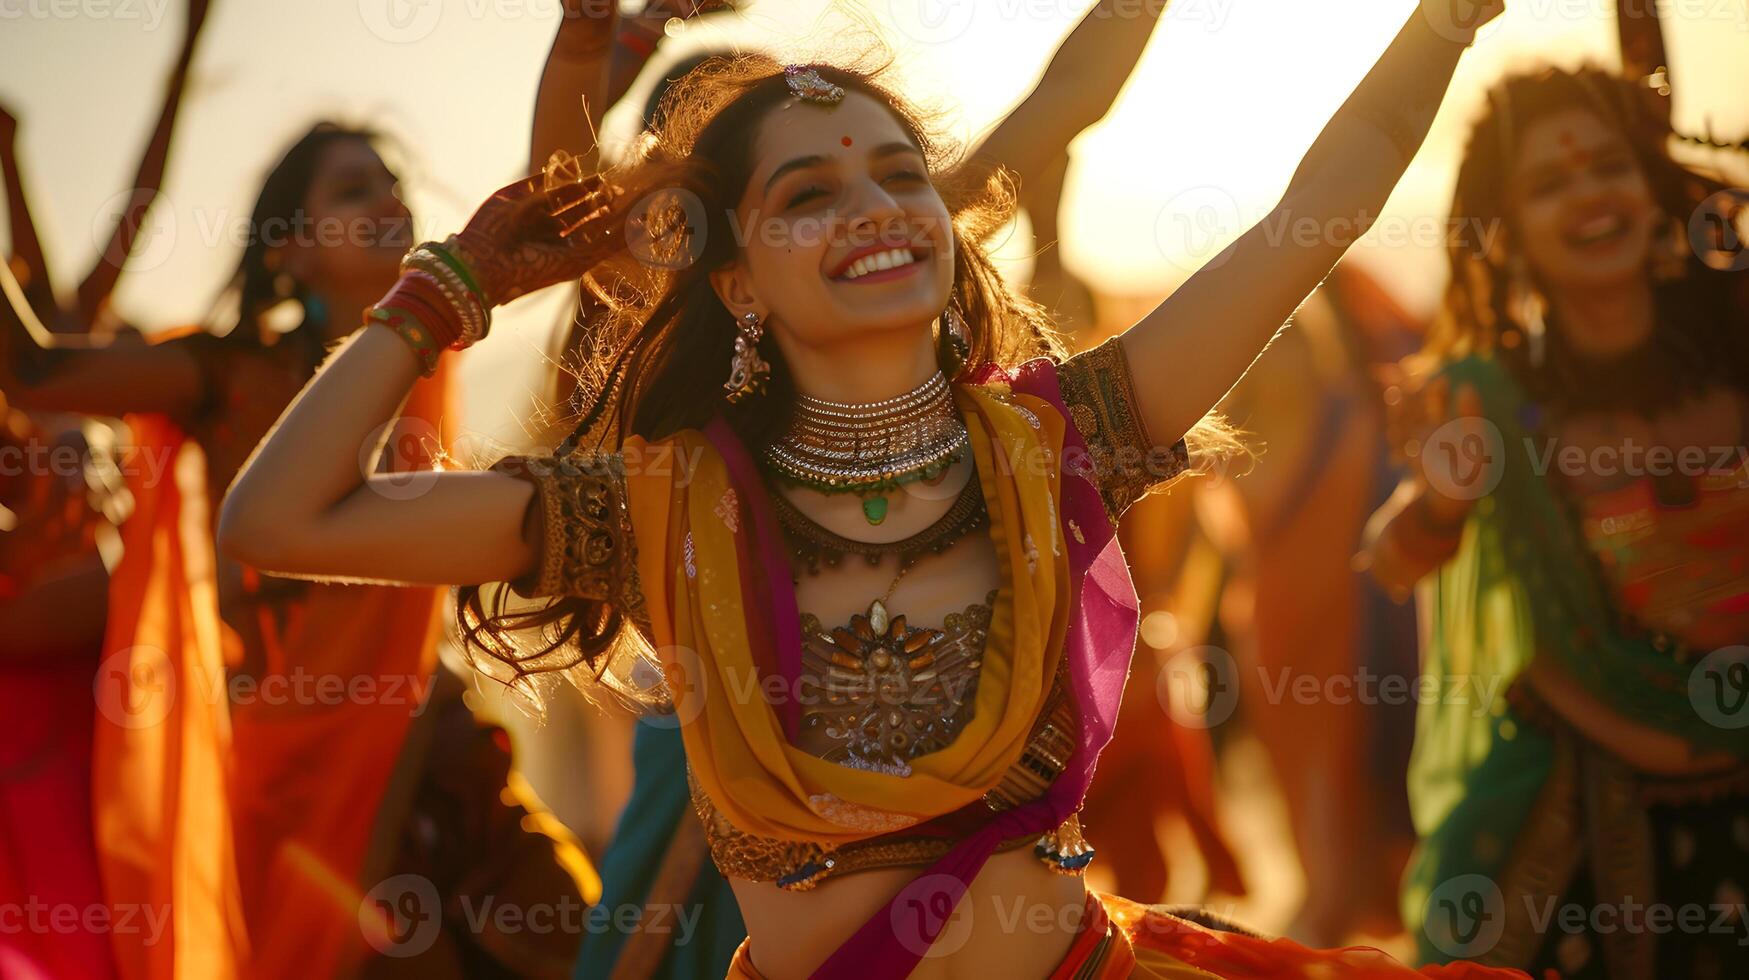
xmin=733 ymin=845 xmax=1086 ymax=979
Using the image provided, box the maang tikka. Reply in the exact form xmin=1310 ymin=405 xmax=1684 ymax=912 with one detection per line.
xmin=783 ymin=65 xmax=845 ymax=105
xmin=724 ymin=310 xmax=771 ymax=403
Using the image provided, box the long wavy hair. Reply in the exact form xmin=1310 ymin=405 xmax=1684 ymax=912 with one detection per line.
xmin=458 ymin=52 xmax=1233 ymax=711
xmin=1423 ymin=65 xmax=1748 ymax=406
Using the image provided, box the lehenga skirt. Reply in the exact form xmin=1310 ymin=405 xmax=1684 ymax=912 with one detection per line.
xmin=725 ymin=890 xmax=1528 ymax=978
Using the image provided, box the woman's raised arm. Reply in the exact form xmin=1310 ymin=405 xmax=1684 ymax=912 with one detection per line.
xmin=74 ymin=0 xmax=210 ymax=321
xmin=216 ymin=322 xmax=539 ymax=587
xmin=217 ymin=172 xmax=608 ymax=588
xmin=1119 ymin=1 xmax=1504 ymax=445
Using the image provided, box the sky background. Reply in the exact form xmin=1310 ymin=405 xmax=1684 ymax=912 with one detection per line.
xmin=3 ymin=0 xmax=1747 ymax=442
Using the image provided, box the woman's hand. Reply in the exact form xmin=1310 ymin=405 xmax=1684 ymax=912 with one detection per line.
xmin=449 ymin=160 xmax=618 ymax=307
xmin=1359 ymin=373 xmax=1487 ymax=597
xmin=1395 ymin=373 xmax=1486 ymax=527
xmin=1418 ymin=0 xmax=1506 ymax=45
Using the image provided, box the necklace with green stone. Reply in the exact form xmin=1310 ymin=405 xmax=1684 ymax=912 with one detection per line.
xmin=762 ymin=371 xmax=969 ymax=526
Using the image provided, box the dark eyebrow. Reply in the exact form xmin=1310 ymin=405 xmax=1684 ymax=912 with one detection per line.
xmin=762 ymin=141 xmax=923 ymax=198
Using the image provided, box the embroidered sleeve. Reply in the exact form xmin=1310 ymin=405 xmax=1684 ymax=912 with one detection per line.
xmin=490 ymin=451 xmax=644 ymax=616
xmin=1056 ymin=335 xmax=1190 ymax=522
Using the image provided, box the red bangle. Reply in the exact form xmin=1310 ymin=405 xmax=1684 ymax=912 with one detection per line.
xmin=378 ymin=277 xmax=463 ymax=348
xmin=378 ymin=291 xmax=456 ymax=352
xmin=395 ymin=292 xmax=459 ymax=347
xmin=399 ymin=274 xmax=467 ymax=347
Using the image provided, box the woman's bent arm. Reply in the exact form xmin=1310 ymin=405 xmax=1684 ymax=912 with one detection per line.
xmin=218 ymin=324 xmax=537 ymax=588
xmin=1121 ymin=3 xmax=1500 ymax=444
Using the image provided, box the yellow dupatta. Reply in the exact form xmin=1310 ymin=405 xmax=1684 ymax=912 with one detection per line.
xmin=622 ymin=382 xmax=1071 ymax=847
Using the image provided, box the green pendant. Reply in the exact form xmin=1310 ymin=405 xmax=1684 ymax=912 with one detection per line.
xmin=861 ymin=495 xmax=889 ymax=526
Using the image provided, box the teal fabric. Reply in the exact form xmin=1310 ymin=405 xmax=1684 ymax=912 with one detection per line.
xmin=573 ymin=719 xmax=745 ymax=980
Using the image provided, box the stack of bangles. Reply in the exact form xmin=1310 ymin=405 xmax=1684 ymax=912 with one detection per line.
xmin=367 ymin=236 xmax=491 ymax=376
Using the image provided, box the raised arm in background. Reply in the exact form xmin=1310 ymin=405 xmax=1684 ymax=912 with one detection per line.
xmin=74 ymin=0 xmax=211 ymax=322
xmin=965 ymin=0 xmax=1166 ymax=190
xmin=528 ymin=0 xmax=734 ymax=175
xmin=964 ymin=0 xmax=1169 ymax=332
xmin=0 ymin=0 xmax=215 ymax=415
xmin=0 ymin=105 xmax=56 ymax=319
xmin=1119 ymin=2 xmax=1505 ymax=447
xmin=528 ymin=0 xmax=618 ymax=174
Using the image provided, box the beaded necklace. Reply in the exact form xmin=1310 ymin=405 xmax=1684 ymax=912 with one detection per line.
xmin=761 ymin=371 xmax=968 ymax=525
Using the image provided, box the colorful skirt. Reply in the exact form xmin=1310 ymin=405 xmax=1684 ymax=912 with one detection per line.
xmin=726 ymin=890 xmax=1528 ymax=978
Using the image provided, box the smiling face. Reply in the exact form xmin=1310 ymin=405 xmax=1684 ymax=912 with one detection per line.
xmin=710 ymin=88 xmax=955 ymax=360
xmin=1507 ymin=108 xmax=1659 ymax=295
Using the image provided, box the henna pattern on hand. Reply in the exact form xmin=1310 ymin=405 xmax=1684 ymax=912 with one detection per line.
xmin=451 ymin=157 xmax=620 ymax=308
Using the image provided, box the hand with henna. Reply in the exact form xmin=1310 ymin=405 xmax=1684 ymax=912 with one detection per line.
xmin=449 ymin=155 xmax=620 ymax=308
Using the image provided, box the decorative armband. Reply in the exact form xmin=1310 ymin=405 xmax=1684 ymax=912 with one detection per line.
xmin=1056 ymin=336 xmax=1190 ymax=523
xmin=491 ymin=451 xmax=645 ymax=620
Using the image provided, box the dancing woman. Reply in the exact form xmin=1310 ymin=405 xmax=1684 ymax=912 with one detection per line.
xmin=1364 ymin=66 xmax=1749 ymax=977
xmin=560 ymin=4 xmax=1235 ymax=975
xmin=221 ymin=7 xmax=1525 ymax=978
xmin=1 ymin=122 xmax=582 ymax=978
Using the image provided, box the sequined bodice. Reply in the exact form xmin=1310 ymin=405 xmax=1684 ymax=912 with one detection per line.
xmin=795 ymin=592 xmax=995 ymax=775
xmin=688 ymin=605 xmax=1089 ymax=890
xmin=1575 ymin=467 xmax=1749 ymax=652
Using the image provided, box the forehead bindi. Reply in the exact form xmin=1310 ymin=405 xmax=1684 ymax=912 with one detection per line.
xmin=1518 ymin=112 xmax=1618 ymax=174
xmin=751 ymin=94 xmax=913 ymax=192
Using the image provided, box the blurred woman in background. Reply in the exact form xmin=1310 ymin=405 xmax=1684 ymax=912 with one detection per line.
xmin=3 ymin=118 xmax=579 ymax=977
xmin=1366 ymin=65 xmax=1749 ymax=978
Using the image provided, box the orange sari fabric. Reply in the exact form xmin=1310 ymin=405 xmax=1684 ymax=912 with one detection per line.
xmin=94 ymin=363 xmax=453 ymax=980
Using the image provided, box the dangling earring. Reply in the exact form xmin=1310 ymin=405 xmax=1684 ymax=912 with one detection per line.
xmin=724 ymin=310 xmax=771 ymax=404
xmin=259 ymin=268 xmax=311 ymax=340
xmin=938 ymin=288 xmax=971 ymax=378
xmin=1506 ymin=255 xmax=1548 ymax=368
xmin=1649 ymin=210 xmax=1690 ymax=283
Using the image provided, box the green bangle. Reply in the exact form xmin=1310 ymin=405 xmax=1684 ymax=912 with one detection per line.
xmin=430 ymin=237 xmax=486 ymax=299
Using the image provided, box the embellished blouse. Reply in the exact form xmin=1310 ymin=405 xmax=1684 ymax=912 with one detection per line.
xmin=491 ymin=336 xmax=1187 ymax=889
xmin=1572 ymin=465 xmax=1749 ymax=655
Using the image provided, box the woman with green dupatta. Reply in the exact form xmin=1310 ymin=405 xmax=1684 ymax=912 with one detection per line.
xmin=1366 ymin=65 xmax=1749 ymax=979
